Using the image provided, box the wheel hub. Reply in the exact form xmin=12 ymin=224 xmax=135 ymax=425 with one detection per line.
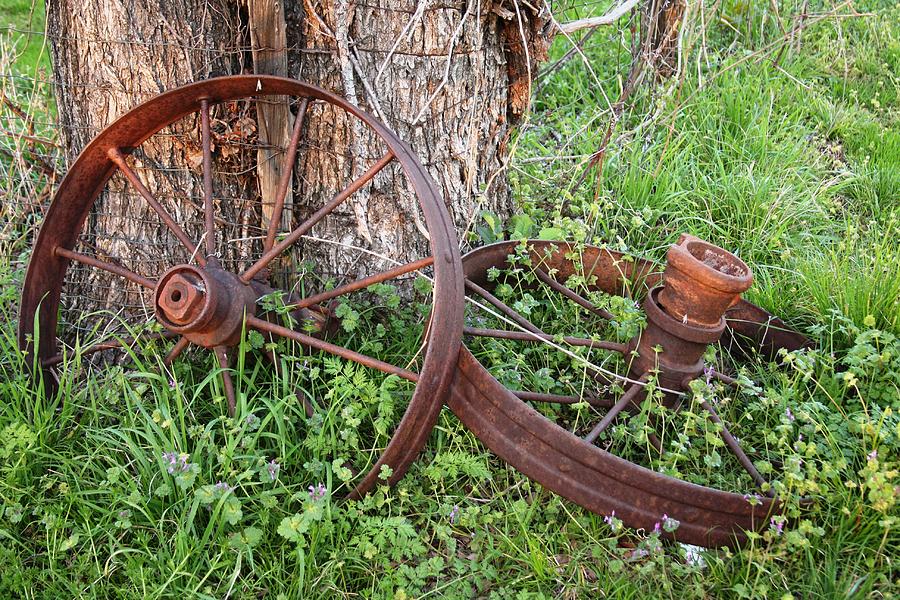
xmin=154 ymin=263 xmax=257 ymax=348
xmin=627 ymin=234 xmax=753 ymax=405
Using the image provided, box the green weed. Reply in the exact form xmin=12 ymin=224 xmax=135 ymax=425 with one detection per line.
xmin=1 ymin=0 xmax=899 ymax=597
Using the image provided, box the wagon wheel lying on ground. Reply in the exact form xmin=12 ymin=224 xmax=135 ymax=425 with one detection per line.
xmin=451 ymin=237 xmax=812 ymax=548
xmin=18 ymin=75 xmax=463 ymax=499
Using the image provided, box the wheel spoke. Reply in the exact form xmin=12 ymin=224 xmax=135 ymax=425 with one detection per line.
xmin=246 ymin=314 xmax=417 ymax=383
xmin=465 ymin=284 xmax=674 ymax=394
xmin=534 ymin=267 xmax=614 ymax=320
xmin=164 ymin=336 xmax=190 ymax=366
xmin=584 ymin=377 xmax=647 ymax=444
xmin=512 ymin=390 xmax=614 ymax=408
xmin=107 ymin=147 xmax=203 ymax=265
xmin=41 ymin=331 xmax=178 ymax=367
xmin=285 ymin=256 xmax=434 ymax=312
xmin=465 ymin=278 xmax=545 ymax=335
xmin=700 ymin=400 xmax=773 ymax=495
xmin=241 ymin=152 xmax=394 ymax=283
xmin=55 ymin=246 xmax=155 ymax=289
xmin=711 ymin=369 xmax=738 ymax=386
xmin=463 ymin=326 xmax=626 ymax=353
xmin=200 ymin=99 xmax=216 ymax=259
xmin=215 ymin=345 xmax=237 ymax=416
xmin=263 ymin=97 xmax=310 ymax=253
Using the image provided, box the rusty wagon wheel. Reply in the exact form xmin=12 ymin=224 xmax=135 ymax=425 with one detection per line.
xmin=18 ymin=75 xmax=463 ymax=498
xmin=451 ymin=237 xmax=811 ymax=548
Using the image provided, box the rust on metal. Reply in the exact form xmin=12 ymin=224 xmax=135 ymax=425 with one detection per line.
xmin=583 ymin=374 xmax=648 ymax=444
xmin=462 ymin=326 xmax=626 ymax=353
xmin=658 ymin=233 xmax=752 ymax=328
xmin=263 ymin=96 xmax=309 ymax=253
xmin=533 ymin=266 xmax=615 ymax=320
xmin=19 ymin=74 xmax=814 ymax=549
xmin=454 ymin=238 xmax=811 ymax=547
xmin=19 ymin=75 xmax=463 ymax=501
xmin=626 ymin=286 xmax=726 ymax=404
xmin=240 ymin=151 xmax=395 ymax=284
xmin=154 ymin=263 xmax=258 ymax=348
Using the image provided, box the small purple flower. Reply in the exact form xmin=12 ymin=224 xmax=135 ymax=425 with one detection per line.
xmin=603 ymin=510 xmax=622 ymax=532
xmin=449 ymin=504 xmax=460 ymax=524
xmin=868 ymin=449 xmax=878 ymax=462
xmin=770 ymin=517 xmax=784 ymax=535
xmin=785 ymin=407 xmax=795 ymax=422
xmin=702 ymin=365 xmax=717 ymax=395
xmin=652 ymin=521 xmax=661 ymax=534
xmin=308 ymin=482 xmax=327 ymax=501
xmin=630 ymin=548 xmax=649 ymax=560
xmin=267 ymin=459 xmax=280 ymax=481
xmin=162 ymin=451 xmax=191 ymax=474
xmin=214 ymin=481 xmax=233 ymax=493
xmin=661 ymin=513 xmax=680 ymax=532
xmin=743 ymin=493 xmax=762 ymax=505
xmin=168 ymin=378 xmax=176 ymax=389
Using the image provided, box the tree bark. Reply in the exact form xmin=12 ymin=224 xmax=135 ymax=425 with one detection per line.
xmin=47 ymin=0 xmax=548 ymax=314
xmin=287 ymin=0 xmax=547 ymax=279
xmin=48 ymin=0 xmax=249 ymax=318
xmin=647 ymin=0 xmax=686 ymax=78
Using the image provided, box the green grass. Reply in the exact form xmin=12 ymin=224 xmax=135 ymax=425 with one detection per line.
xmin=0 ymin=0 xmax=50 ymax=76
xmin=2 ymin=0 xmax=900 ymax=598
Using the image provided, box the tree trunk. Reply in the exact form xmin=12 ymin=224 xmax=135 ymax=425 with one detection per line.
xmin=47 ymin=0 xmax=542 ymax=315
xmin=647 ymin=0 xmax=686 ymax=78
xmin=47 ymin=0 xmax=250 ymax=319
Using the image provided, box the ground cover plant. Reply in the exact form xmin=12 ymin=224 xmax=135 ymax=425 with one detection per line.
xmin=1 ymin=0 xmax=898 ymax=597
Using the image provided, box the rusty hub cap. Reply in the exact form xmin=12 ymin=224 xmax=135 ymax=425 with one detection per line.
xmin=627 ymin=235 xmax=753 ymax=403
xmin=455 ymin=237 xmax=811 ymax=547
xmin=157 ymin=268 xmax=207 ymax=326
xmin=659 ymin=234 xmax=753 ymax=328
xmin=154 ymin=263 xmax=257 ymax=348
xmin=626 ymin=287 xmax=727 ymax=405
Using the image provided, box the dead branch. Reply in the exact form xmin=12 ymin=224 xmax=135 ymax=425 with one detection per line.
xmin=555 ymin=0 xmax=641 ymax=35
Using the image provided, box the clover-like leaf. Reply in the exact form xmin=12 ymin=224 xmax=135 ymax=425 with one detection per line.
xmin=222 ymin=496 xmax=243 ymax=526
xmin=228 ymin=526 xmax=263 ymax=551
xmin=277 ymin=513 xmax=309 ymax=543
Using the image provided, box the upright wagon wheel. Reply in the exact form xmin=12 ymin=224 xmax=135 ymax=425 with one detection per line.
xmin=18 ymin=75 xmax=463 ymax=498
xmin=450 ymin=238 xmax=811 ymax=547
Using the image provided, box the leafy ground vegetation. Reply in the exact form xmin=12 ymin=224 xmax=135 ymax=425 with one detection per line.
xmin=1 ymin=0 xmax=898 ymax=597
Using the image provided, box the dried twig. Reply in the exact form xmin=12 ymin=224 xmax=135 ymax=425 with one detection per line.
xmin=374 ymin=0 xmax=429 ymax=84
xmin=412 ymin=0 xmax=475 ymax=125
xmin=562 ymin=0 xmax=651 ymax=207
xmin=555 ymin=0 xmax=642 ymax=35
